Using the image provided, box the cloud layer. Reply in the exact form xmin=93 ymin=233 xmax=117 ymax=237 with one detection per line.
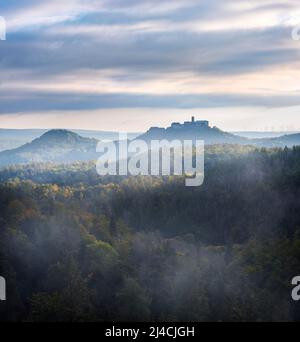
xmin=0 ymin=0 xmax=300 ymax=130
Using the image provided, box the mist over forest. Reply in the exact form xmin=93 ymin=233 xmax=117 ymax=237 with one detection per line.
xmin=1 ymin=144 xmax=300 ymax=321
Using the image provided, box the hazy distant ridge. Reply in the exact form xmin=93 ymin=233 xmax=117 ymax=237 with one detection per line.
xmin=1 ymin=122 xmax=300 ymax=167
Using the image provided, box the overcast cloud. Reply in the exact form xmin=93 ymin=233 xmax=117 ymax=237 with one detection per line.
xmin=0 ymin=0 xmax=300 ymax=130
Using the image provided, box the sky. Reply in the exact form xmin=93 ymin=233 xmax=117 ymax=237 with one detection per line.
xmin=0 ymin=0 xmax=300 ymax=132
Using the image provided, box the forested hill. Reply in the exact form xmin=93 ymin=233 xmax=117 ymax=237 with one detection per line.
xmin=138 ymin=124 xmax=246 ymax=144
xmin=138 ymin=125 xmax=300 ymax=148
xmin=0 ymin=130 xmax=99 ymax=167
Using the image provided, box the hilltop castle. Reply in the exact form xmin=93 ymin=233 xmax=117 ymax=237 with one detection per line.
xmin=148 ymin=117 xmax=209 ymax=134
xmin=172 ymin=116 xmax=209 ymax=129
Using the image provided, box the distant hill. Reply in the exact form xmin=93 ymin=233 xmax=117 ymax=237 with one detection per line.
xmin=255 ymin=133 xmax=300 ymax=148
xmin=138 ymin=118 xmax=247 ymax=145
xmin=137 ymin=119 xmax=300 ymax=147
xmin=0 ymin=129 xmax=140 ymax=151
xmin=0 ymin=130 xmax=99 ymax=167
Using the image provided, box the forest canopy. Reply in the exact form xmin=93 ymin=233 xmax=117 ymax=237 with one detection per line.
xmin=1 ymin=145 xmax=300 ymax=321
